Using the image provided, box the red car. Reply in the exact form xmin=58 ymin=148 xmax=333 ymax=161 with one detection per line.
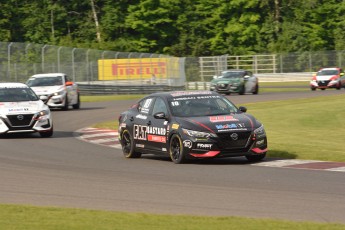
xmin=310 ymin=67 xmax=343 ymax=90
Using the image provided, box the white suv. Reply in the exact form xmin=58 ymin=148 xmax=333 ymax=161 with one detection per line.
xmin=0 ymin=83 xmax=53 ymax=137
xmin=26 ymin=73 xmax=80 ymax=110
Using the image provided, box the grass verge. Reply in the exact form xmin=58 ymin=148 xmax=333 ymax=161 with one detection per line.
xmin=1 ymin=204 xmax=345 ymax=230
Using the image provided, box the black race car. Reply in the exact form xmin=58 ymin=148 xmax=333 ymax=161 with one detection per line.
xmin=118 ymin=91 xmax=267 ymax=164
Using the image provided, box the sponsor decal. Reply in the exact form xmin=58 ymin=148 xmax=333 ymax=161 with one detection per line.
xmin=136 ymin=114 xmax=147 ymax=120
xmin=183 ymin=140 xmax=192 ymax=149
xmin=140 ymin=98 xmax=152 ymax=114
xmin=148 ymin=134 xmax=166 ymax=143
xmin=196 ymin=143 xmax=213 ymax=149
xmin=136 ymin=144 xmax=145 ymax=148
xmin=8 ymin=108 xmax=29 ymax=112
xmin=171 ymin=123 xmax=179 ymax=129
xmin=170 ymin=91 xmax=212 ymax=97
xmin=215 ymin=123 xmax=247 ymax=131
xmin=210 ymin=116 xmax=238 ymax=122
xmin=133 ymin=124 xmax=167 ymax=141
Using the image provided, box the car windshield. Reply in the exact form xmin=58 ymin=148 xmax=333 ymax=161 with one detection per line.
xmin=169 ymin=95 xmax=238 ymax=117
xmin=317 ymin=70 xmax=339 ymax=76
xmin=0 ymin=87 xmax=39 ymax=102
xmin=222 ymin=71 xmax=244 ymax=78
xmin=26 ymin=76 xmax=63 ymax=87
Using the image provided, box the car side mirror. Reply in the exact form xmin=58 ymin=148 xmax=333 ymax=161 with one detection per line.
xmin=154 ymin=112 xmax=167 ymax=119
xmin=65 ymin=81 xmax=73 ymax=86
xmin=39 ymin=95 xmax=48 ymax=103
xmin=239 ymin=106 xmax=247 ymax=113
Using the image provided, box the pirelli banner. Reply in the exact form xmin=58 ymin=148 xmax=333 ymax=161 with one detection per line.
xmin=97 ymin=57 xmax=185 ymax=84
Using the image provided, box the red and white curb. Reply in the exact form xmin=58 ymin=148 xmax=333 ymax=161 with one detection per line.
xmin=76 ymin=128 xmax=345 ymax=172
xmin=76 ymin=127 xmax=121 ymax=149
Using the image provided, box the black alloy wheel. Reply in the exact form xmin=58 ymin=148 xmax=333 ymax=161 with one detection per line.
xmin=169 ymin=134 xmax=187 ymax=164
xmin=121 ymin=129 xmax=141 ymax=158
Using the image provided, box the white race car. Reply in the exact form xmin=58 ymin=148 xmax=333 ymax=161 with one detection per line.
xmin=26 ymin=73 xmax=80 ymax=110
xmin=0 ymin=83 xmax=53 ymax=137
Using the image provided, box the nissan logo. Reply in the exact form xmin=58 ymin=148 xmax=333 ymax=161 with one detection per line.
xmin=230 ymin=133 xmax=238 ymax=140
xmin=17 ymin=115 xmax=24 ymax=120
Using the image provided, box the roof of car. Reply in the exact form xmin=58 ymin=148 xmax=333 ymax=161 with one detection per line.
xmin=319 ymin=67 xmax=341 ymax=71
xmin=146 ymin=90 xmax=220 ymax=99
xmin=222 ymin=69 xmax=247 ymax=72
xmin=0 ymin=82 xmax=29 ymax=88
xmin=30 ymin=73 xmax=66 ymax=77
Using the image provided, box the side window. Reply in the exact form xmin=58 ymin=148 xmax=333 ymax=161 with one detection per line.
xmin=138 ymin=98 xmax=153 ymax=114
xmin=152 ymin=97 xmax=168 ymax=115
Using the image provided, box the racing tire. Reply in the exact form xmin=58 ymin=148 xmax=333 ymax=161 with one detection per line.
xmin=246 ymin=153 xmax=266 ymax=162
xmin=62 ymin=96 xmax=69 ymax=111
xmin=336 ymin=83 xmax=341 ymax=90
xmin=311 ymin=87 xmax=316 ymax=91
xmin=169 ymin=134 xmax=187 ymax=164
xmin=121 ymin=129 xmax=141 ymax=158
xmin=239 ymin=85 xmax=245 ymax=95
xmin=252 ymin=84 xmax=259 ymax=94
xmin=321 ymin=88 xmax=326 ymax=90
xmin=72 ymin=94 xmax=80 ymax=109
xmin=40 ymin=127 xmax=53 ymax=138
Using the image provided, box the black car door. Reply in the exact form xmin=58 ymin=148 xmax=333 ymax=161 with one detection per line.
xmin=131 ymin=97 xmax=155 ymax=150
xmin=143 ymin=96 xmax=169 ymax=153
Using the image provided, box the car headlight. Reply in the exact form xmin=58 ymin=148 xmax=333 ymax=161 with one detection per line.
xmin=53 ymin=90 xmax=64 ymax=96
xmin=38 ymin=110 xmax=50 ymax=117
xmin=182 ymin=128 xmax=217 ymax=138
xmin=254 ymin=125 xmax=266 ymax=137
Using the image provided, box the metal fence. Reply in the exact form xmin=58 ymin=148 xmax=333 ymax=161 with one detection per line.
xmin=1 ymin=42 xmax=345 ymax=94
xmin=0 ymin=42 xmax=186 ymax=89
xmin=198 ymin=51 xmax=345 ymax=82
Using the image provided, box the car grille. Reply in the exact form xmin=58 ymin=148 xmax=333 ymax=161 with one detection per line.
xmin=317 ymin=80 xmax=330 ymax=86
xmin=215 ymin=131 xmax=252 ymax=149
xmin=7 ymin=114 xmax=35 ymax=127
xmin=216 ymin=84 xmax=229 ymax=90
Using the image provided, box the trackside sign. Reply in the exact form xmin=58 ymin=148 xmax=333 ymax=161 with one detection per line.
xmin=98 ymin=58 xmax=179 ymax=80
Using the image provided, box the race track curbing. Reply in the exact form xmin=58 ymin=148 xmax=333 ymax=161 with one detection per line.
xmin=76 ymin=127 xmax=345 ymax=172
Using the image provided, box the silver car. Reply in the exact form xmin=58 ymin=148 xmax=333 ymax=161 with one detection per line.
xmin=26 ymin=73 xmax=80 ymax=110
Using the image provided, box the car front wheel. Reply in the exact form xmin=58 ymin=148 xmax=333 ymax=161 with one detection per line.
xmin=72 ymin=94 xmax=80 ymax=109
xmin=121 ymin=129 xmax=141 ymax=158
xmin=169 ymin=134 xmax=187 ymax=164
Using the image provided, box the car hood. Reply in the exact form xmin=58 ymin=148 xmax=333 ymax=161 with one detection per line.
xmin=315 ymin=75 xmax=339 ymax=81
xmin=31 ymin=86 xmax=64 ymax=95
xmin=0 ymin=101 xmax=46 ymax=115
xmin=211 ymin=78 xmax=241 ymax=84
xmin=175 ymin=113 xmax=258 ymax=133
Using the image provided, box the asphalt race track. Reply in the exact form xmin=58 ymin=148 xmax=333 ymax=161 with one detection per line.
xmin=1 ymin=90 xmax=345 ymax=224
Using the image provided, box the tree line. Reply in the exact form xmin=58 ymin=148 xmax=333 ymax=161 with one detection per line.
xmin=1 ymin=0 xmax=345 ymax=57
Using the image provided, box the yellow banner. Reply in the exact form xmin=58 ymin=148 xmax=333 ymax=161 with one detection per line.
xmin=98 ymin=58 xmax=171 ymax=80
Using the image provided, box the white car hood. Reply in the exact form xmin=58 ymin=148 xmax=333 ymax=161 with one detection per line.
xmin=31 ymin=86 xmax=64 ymax=95
xmin=316 ymin=75 xmax=337 ymax=81
xmin=0 ymin=101 xmax=45 ymax=115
